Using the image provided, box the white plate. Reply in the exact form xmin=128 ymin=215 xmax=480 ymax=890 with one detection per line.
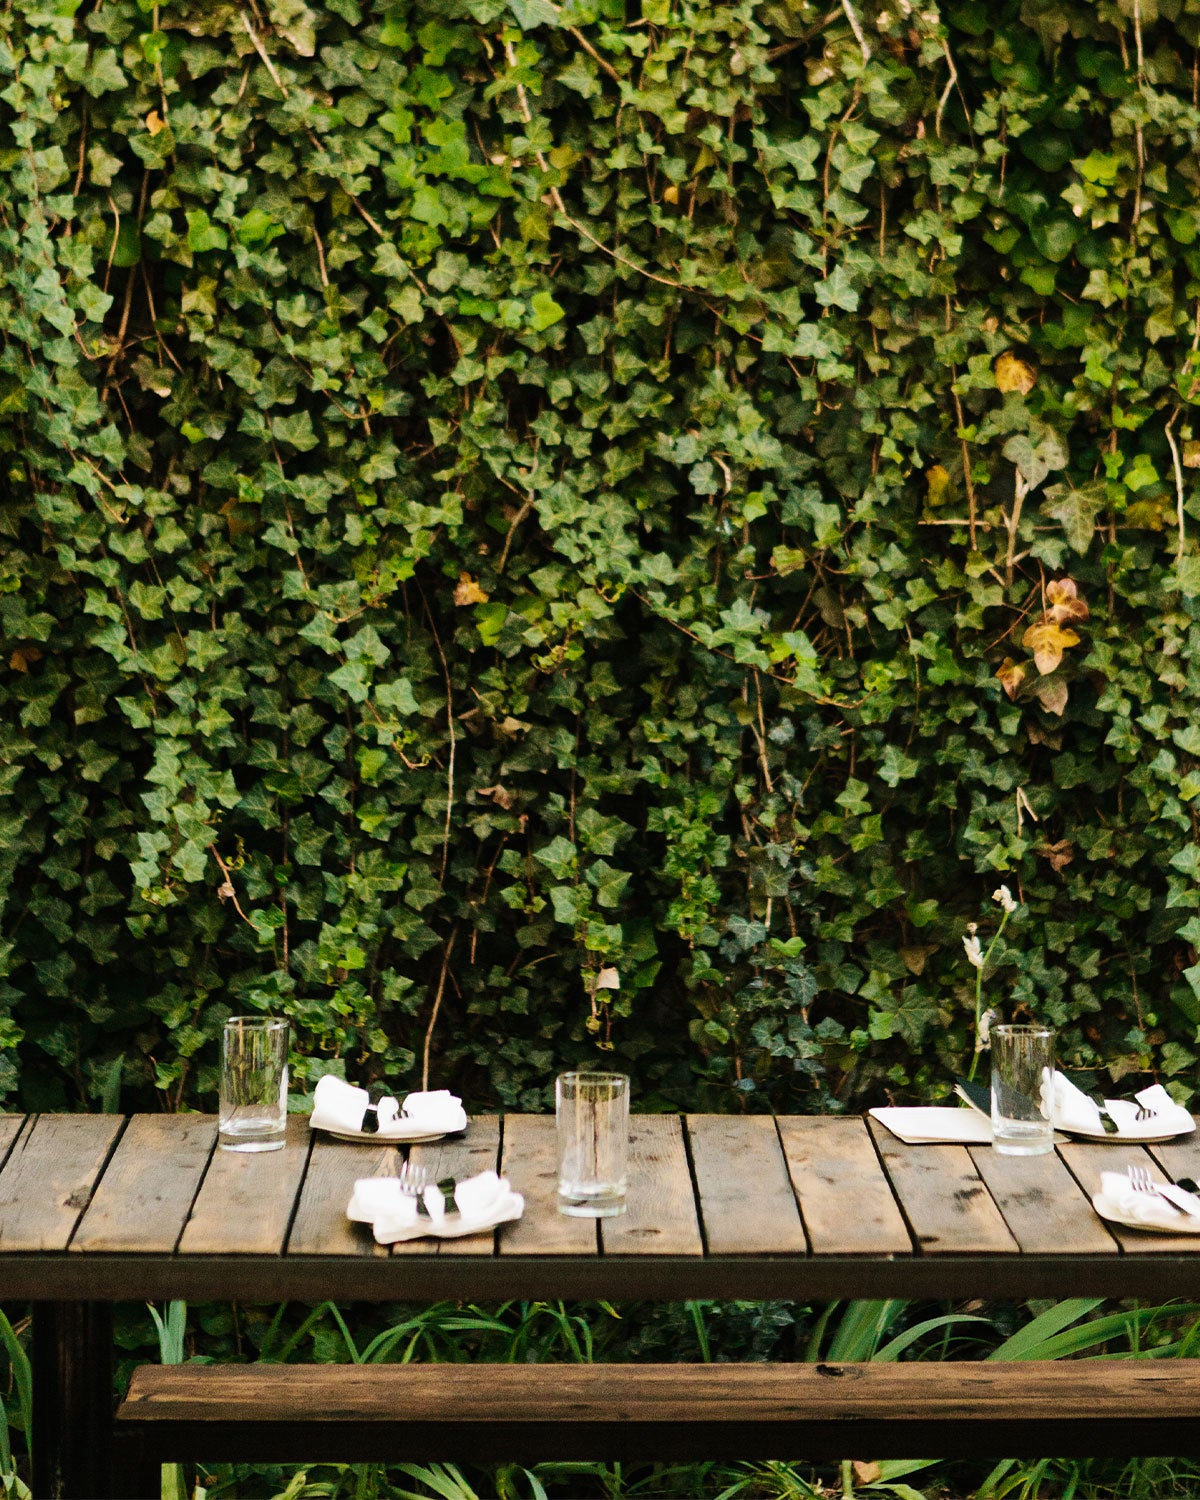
xmin=1092 ymin=1196 xmax=1200 ymax=1235
xmin=360 ymin=1192 xmax=525 ymax=1245
xmin=1062 ymin=1119 xmax=1194 ymax=1145
xmin=312 ymin=1117 xmax=468 ymax=1145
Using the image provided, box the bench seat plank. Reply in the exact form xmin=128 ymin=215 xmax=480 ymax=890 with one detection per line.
xmin=0 ymin=1115 xmax=124 ymax=1251
xmin=497 ymin=1114 xmax=596 ymax=1256
xmin=688 ymin=1115 xmax=808 ymax=1256
xmin=179 ymin=1116 xmax=309 ymax=1255
xmin=117 ymin=1360 xmax=1200 ymax=1462
xmin=72 ymin=1115 xmax=217 ymax=1254
xmin=777 ymin=1117 xmax=911 ymax=1256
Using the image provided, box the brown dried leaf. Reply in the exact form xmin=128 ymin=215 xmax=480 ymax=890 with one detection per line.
xmin=1046 ymin=576 xmax=1089 ymax=624
xmin=994 ymin=350 xmax=1036 ymax=395
xmin=996 ymin=657 xmax=1026 ymax=700
xmin=8 ymin=646 xmax=40 ymax=672
xmin=477 ymin=783 xmax=515 ymax=810
xmin=1039 ymin=839 xmax=1075 ymax=872
xmin=1184 ymin=440 xmax=1200 ymax=470
xmin=900 ymin=944 xmax=937 ymax=976
xmin=1033 ymin=675 xmax=1069 ymax=716
xmin=852 ymin=1463 xmax=882 ymax=1485
xmin=453 ymin=572 xmax=489 ymax=606
xmin=1027 ymin=721 xmax=1062 ymax=750
xmin=1022 ymin=619 xmax=1080 ymax=675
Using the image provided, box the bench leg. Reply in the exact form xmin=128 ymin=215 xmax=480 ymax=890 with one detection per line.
xmin=31 ymin=1301 xmax=114 ymax=1500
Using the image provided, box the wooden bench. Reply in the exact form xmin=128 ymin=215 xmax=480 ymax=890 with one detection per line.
xmin=112 ymin=1358 xmax=1200 ymax=1494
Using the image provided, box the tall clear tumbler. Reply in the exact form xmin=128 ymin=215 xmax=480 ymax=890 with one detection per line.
xmin=990 ymin=1023 xmax=1055 ymax=1156
xmin=219 ymin=1017 xmax=289 ymax=1152
xmin=556 ymin=1071 xmax=629 ymax=1217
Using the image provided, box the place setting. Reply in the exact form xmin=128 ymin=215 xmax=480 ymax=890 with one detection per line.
xmin=341 ymin=1068 xmax=630 ymax=1246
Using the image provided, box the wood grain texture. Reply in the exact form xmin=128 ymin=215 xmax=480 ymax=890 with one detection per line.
xmin=0 ymin=1116 xmax=24 ymax=1174
xmin=120 ymin=1357 xmax=1200 ymax=1424
xmin=179 ymin=1115 xmax=309 ymax=1255
xmin=777 ymin=1117 xmax=911 ymax=1256
xmin=687 ymin=1114 xmax=807 ymax=1256
xmin=391 ymin=1116 xmax=501 ymax=1258
xmin=1148 ymin=1128 xmax=1200 ymax=1188
xmin=868 ymin=1122 xmax=1018 ymax=1254
xmin=600 ymin=1115 xmax=703 ymax=1256
xmin=287 ymin=1138 xmax=391 ymax=1257
xmin=71 ymin=1114 xmax=216 ymax=1254
xmin=1058 ymin=1141 xmax=1200 ymax=1254
xmin=498 ymin=1113 xmax=596 ymax=1256
xmin=968 ymin=1145 xmax=1119 ymax=1255
xmin=0 ymin=1115 xmax=124 ymax=1251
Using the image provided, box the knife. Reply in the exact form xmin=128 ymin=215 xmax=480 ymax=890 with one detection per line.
xmin=1155 ymin=1181 xmax=1200 ymax=1219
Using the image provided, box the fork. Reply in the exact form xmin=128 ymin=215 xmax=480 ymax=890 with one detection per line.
xmin=1134 ymin=1103 xmax=1157 ymax=1121
xmin=1127 ymin=1163 xmax=1159 ymax=1196
xmin=397 ymin=1159 xmax=429 ymax=1197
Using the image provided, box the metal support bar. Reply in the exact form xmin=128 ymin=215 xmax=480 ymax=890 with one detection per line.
xmin=31 ymin=1302 xmax=114 ymax=1500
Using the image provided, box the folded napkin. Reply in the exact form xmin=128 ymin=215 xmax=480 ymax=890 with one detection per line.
xmin=1093 ymin=1171 xmax=1200 ymax=1233
xmin=346 ymin=1176 xmax=418 ymax=1227
xmin=367 ymin=1168 xmax=517 ymax=1244
xmin=869 ymin=1106 xmax=993 ymax=1145
xmin=1054 ymin=1075 xmax=1194 ymax=1139
xmin=310 ymin=1076 xmax=467 ymax=1137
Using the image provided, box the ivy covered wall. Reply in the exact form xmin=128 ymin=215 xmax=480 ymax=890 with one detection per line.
xmin=2 ymin=0 xmax=1200 ymax=1112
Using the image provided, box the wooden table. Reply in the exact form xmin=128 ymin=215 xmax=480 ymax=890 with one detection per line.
xmin=5 ymin=1111 xmax=1200 ymax=1496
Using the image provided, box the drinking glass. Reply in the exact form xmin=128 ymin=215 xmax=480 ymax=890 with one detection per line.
xmin=991 ymin=1024 xmax=1055 ymax=1156
xmin=219 ymin=1017 xmax=289 ymax=1152
xmin=556 ymin=1071 xmax=629 ymax=1217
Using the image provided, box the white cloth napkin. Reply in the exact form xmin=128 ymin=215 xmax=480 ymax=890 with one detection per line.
xmin=1053 ymin=1075 xmax=1194 ymax=1139
xmin=309 ymin=1077 xmax=467 ymax=1137
xmin=366 ymin=1169 xmax=518 ymax=1244
xmin=1093 ymin=1171 xmax=1200 ymax=1232
xmin=1050 ymin=1072 xmax=1105 ymax=1134
xmin=346 ymin=1177 xmax=419 ymax=1226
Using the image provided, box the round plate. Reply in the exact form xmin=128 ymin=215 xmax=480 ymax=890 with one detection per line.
xmin=1092 ymin=1197 xmax=1200 ymax=1235
xmin=1061 ymin=1121 xmax=1195 ymax=1145
xmin=313 ymin=1118 xmax=468 ymax=1145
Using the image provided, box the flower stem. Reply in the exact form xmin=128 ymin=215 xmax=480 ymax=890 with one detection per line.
xmin=967 ymin=907 xmax=1011 ymax=1082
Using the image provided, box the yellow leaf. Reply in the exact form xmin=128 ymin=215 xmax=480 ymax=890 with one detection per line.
xmin=994 ymin=350 xmax=1037 ymax=395
xmin=925 ymin=463 xmax=954 ymax=507
xmin=1045 ymin=576 xmax=1089 ymax=624
xmin=852 ymin=1463 xmax=882 ymax=1485
xmin=1022 ymin=619 xmax=1079 ymax=675
xmin=1184 ymin=440 xmax=1200 ymax=470
xmin=453 ymin=572 xmax=489 ymax=606
xmin=146 ymin=110 xmax=165 ymax=136
xmin=662 ymin=184 xmax=679 ymax=205
xmin=995 ymin=657 xmax=1026 ymax=700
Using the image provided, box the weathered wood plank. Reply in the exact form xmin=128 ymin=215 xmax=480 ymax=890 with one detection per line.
xmin=498 ymin=1113 xmax=596 ymax=1256
xmin=392 ymin=1117 xmax=501 ymax=1258
xmin=0 ymin=1115 xmax=124 ymax=1251
xmin=287 ymin=1137 xmax=390 ymax=1258
xmin=0 ymin=1116 xmax=24 ymax=1174
xmin=968 ymin=1145 xmax=1119 ymax=1255
xmin=687 ymin=1115 xmax=807 ymax=1256
xmin=72 ymin=1114 xmax=217 ymax=1254
xmin=179 ymin=1116 xmax=309 ymax=1255
xmin=777 ymin=1117 xmax=911 ymax=1256
xmin=600 ymin=1115 xmax=703 ymax=1256
xmin=868 ymin=1121 xmax=1018 ymax=1254
xmin=1058 ymin=1142 xmax=1200 ymax=1255
xmin=1148 ymin=1129 xmax=1200 ymax=1189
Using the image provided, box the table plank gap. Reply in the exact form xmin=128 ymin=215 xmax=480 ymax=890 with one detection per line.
xmin=1147 ymin=1128 xmax=1200 ymax=1188
xmin=0 ymin=1116 xmax=26 ymax=1176
xmin=287 ymin=1137 xmax=390 ymax=1258
xmin=967 ymin=1145 xmax=1120 ymax=1255
xmin=391 ymin=1116 xmax=502 ymax=1259
xmin=777 ymin=1117 xmax=910 ymax=1256
xmin=72 ymin=1115 xmax=218 ymax=1254
xmin=0 ymin=1114 xmax=126 ymax=1251
xmin=498 ymin=1114 xmax=596 ymax=1256
xmin=867 ymin=1120 xmax=1018 ymax=1255
xmin=1058 ymin=1142 xmax=1200 ymax=1254
xmin=179 ymin=1116 xmax=310 ymax=1255
xmin=687 ymin=1115 xmax=808 ymax=1257
xmin=600 ymin=1115 xmax=703 ymax=1257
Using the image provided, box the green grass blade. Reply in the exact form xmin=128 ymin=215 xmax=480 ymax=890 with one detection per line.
xmin=986 ymin=1299 xmax=1105 ymax=1360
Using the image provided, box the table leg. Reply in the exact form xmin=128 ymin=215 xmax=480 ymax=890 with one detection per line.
xmin=31 ymin=1302 xmax=114 ymax=1500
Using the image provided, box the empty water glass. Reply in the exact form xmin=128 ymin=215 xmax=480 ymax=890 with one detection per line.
xmin=219 ymin=1017 xmax=289 ymax=1152
xmin=556 ymin=1071 xmax=629 ymax=1217
xmin=991 ymin=1023 xmax=1054 ymax=1156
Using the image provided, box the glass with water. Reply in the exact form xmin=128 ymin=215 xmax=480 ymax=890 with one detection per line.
xmin=990 ymin=1023 xmax=1055 ymax=1156
xmin=556 ymin=1071 xmax=629 ymax=1216
xmin=219 ymin=1017 xmax=289 ymax=1152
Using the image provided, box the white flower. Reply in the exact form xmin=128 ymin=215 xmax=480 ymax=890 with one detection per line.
xmin=975 ymin=1007 xmax=997 ymax=1051
xmin=992 ymin=885 xmax=1017 ymax=914
xmin=962 ymin=933 xmax=984 ymax=970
